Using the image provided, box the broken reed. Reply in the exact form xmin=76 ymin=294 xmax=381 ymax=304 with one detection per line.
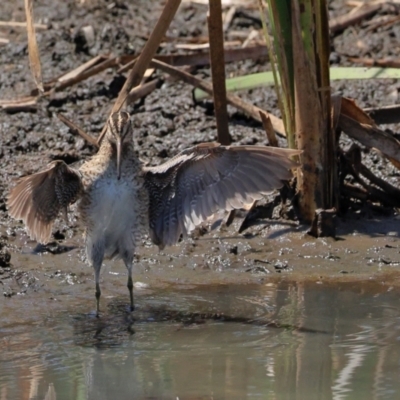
xmin=261 ymin=0 xmax=336 ymax=223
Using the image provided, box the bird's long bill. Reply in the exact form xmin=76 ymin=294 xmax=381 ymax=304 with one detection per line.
xmin=116 ymin=138 xmax=122 ymax=180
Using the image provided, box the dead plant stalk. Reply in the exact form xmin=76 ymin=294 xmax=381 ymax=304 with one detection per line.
xmin=24 ymin=0 xmax=44 ymax=93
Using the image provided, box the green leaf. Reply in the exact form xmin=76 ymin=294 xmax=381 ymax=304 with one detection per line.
xmin=194 ymin=67 xmax=400 ymax=101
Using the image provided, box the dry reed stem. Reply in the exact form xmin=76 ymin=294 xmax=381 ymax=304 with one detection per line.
xmin=158 ymin=45 xmax=268 ymax=66
xmin=359 ymin=163 xmax=400 ymax=198
xmin=346 ymin=56 xmax=400 ymax=68
xmin=339 ymin=97 xmax=400 ymax=164
xmin=259 ymin=110 xmax=278 ymax=147
xmin=0 ymin=97 xmax=37 ymax=112
xmin=97 ymin=0 xmax=182 ymax=145
xmin=329 ymin=2 xmax=381 ymax=33
xmin=5 ymin=45 xmax=267 ymax=106
xmin=208 ymin=0 xmax=230 ymax=145
xmin=24 ymin=0 xmax=43 ymax=93
xmin=0 ymin=20 xmax=47 ymax=29
xmin=56 ymin=113 xmax=99 ymax=148
xmin=57 ymin=55 xmax=107 ymax=83
xmin=339 ymin=114 xmax=400 ymax=164
xmin=223 ymin=6 xmax=236 ymax=31
xmin=0 ymin=96 xmax=36 ymax=106
xmin=55 ymin=57 xmax=117 ymax=92
xmin=126 ymin=79 xmax=159 ymax=105
xmin=343 ymin=147 xmax=400 ymax=207
xmin=150 ymin=58 xmax=286 ymax=136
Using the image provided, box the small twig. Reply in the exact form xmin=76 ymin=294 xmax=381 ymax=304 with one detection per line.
xmin=242 ymin=29 xmax=259 ymax=48
xmin=365 ymin=14 xmax=400 ymax=33
xmin=329 ymin=3 xmax=381 ymax=34
xmin=150 ymin=58 xmax=286 ymax=136
xmin=43 ymin=55 xmax=108 ymax=88
xmin=119 ymin=45 xmax=268 ymax=73
xmin=126 ymin=79 xmax=160 ymax=105
xmin=116 ymin=56 xmax=138 ymax=74
xmin=223 ymin=6 xmax=236 ymax=32
xmin=54 ymin=57 xmax=117 ymax=92
xmin=56 ymin=113 xmax=98 ymax=148
xmin=0 ymin=20 xmax=47 ymax=29
xmin=0 ymin=96 xmax=36 ymax=106
xmin=162 ymin=44 xmax=268 ymax=65
xmin=173 ymin=40 xmax=241 ymax=50
xmin=57 ymin=54 xmax=108 ymax=83
xmin=346 ymin=56 xmax=400 ymax=68
xmin=0 ymin=97 xmax=37 ymax=112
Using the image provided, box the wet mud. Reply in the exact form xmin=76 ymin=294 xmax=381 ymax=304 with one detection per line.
xmin=3 ymin=213 xmax=400 ymax=319
xmin=1 ymin=0 xmax=400 ymax=312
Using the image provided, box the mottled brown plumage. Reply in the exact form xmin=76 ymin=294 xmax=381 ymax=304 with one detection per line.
xmin=8 ymin=112 xmax=300 ymax=315
xmin=7 ymin=160 xmax=83 ymax=244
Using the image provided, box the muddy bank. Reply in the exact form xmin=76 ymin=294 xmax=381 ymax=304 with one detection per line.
xmin=3 ymin=214 xmax=400 ymax=311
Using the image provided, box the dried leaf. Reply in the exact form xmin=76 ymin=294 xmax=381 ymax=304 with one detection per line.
xmin=340 ymin=97 xmax=376 ymax=126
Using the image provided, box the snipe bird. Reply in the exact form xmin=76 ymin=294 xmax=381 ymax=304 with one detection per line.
xmin=8 ymin=112 xmax=300 ymax=315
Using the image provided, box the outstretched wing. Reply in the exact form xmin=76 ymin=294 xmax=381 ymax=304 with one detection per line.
xmin=7 ymin=160 xmax=83 ymax=244
xmin=144 ymin=143 xmax=300 ymax=248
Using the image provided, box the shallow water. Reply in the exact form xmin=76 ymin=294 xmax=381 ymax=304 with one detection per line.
xmin=1 ymin=280 xmax=400 ymax=400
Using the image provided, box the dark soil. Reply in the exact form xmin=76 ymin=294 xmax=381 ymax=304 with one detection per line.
xmin=1 ymin=0 xmax=400 ymax=295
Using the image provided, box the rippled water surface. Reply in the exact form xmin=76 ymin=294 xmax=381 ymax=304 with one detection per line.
xmin=1 ymin=280 xmax=400 ymax=400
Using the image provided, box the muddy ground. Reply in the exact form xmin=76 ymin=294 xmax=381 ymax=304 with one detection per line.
xmin=1 ymin=0 xmax=400 ymax=306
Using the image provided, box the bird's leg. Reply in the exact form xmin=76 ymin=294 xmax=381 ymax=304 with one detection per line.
xmin=123 ymin=254 xmax=135 ymax=312
xmin=95 ymin=280 xmax=101 ymax=316
xmin=90 ymin=243 xmax=104 ymax=317
xmin=127 ymin=272 xmax=134 ymax=312
xmin=94 ymin=262 xmax=102 ymax=317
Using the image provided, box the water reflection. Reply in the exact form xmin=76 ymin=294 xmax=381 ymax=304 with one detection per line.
xmin=1 ymin=281 xmax=400 ymax=399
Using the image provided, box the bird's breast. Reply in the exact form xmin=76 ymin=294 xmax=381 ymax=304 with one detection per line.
xmin=81 ymin=176 xmax=147 ymax=243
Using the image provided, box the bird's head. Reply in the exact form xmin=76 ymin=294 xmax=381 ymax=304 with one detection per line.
xmin=106 ymin=111 xmax=132 ymax=179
